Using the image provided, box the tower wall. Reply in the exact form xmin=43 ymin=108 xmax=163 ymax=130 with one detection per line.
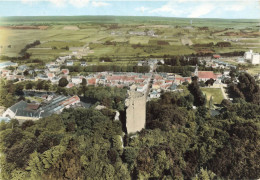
xmin=125 ymin=91 xmax=146 ymax=134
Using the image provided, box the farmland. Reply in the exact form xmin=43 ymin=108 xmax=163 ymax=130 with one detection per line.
xmin=0 ymin=16 xmax=259 ymax=65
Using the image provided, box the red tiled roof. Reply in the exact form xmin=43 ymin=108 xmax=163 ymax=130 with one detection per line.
xmin=165 ymin=80 xmax=173 ymax=84
xmin=213 ymin=54 xmax=221 ymax=58
xmin=61 ymin=69 xmax=69 ymax=74
xmin=60 ymin=95 xmax=80 ymax=105
xmin=47 ymin=73 xmax=54 ymax=78
xmin=66 ymin=82 xmax=74 ymax=88
xmin=27 ymin=103 xmax=40 ymax=110
xmin=198 ymin=71 xmax=217 ymax=79
xmin=88 ymin=78 xmax=96 ymax=85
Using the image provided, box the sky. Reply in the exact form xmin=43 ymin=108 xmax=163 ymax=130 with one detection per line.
xmin=0 ymin=0 xmax=259 ymax=19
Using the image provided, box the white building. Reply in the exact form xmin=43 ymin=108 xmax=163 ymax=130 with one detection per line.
xmin=71 ymin=76 xmax=83 ymax=84
xmin=244 ymin=50 xmax=260 ymax=64
xmin=251 ymin=53 xmax=260 ymax=64
xmin=244 ymin=50 xmax=253 ymax=60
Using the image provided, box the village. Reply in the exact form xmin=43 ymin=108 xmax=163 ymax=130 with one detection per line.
xmin=0 ymin=49 xmax=260 ymax=123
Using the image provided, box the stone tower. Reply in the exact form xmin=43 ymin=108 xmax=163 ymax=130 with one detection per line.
xmin=125 ymin=89 xmax=146 ymax=134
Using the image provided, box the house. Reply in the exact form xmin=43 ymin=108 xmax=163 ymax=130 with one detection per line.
xmin=61 ymin=69 xmax=69 ymax=75
xmin=50 ymin=76 xmax=60 ymax=84
xmin=136 ymin=84 xmax=148 ymax=93
xmin=71 ymin=76 xmax=83 ymax=84
xmin=17 ymin=65 xmax=29 ymax=72
xmin=47 ymin=72 xmax=55 ymax=80
xmin=66 ymin=61 xmax=74 ymax=66
xmin=169 ymin=83 xmax=178 ymax=91
xmin=0 ymin=69 xmax=12 ymax=77
xmin=137 ymin=61 xmax=144 ymax=66
xmin=37 ymin=74 xmax=49 ymax=81
xmin=152 ymin=82 xmax=162 ymax=90
xmin=150 ymin=90 xmax=160 ymax=98
xmin=213 ymin=54 xmax=221 ymax=59
xmin=194 ymin=65 xmax=218 ymax=82
xmin=237 ymin=57 xmax=245 ymax=63
xmin=80 ymin=61 xmax=87 ymax=66
xmin=66 ymin=82 xmax=74 ymax=88
xmin=87 ymin=78 xmax=96 ymax=85
xmin=56 ymin=55 xmax=71 ymax=64
xmin=159 ymin=59 xmax=165 ymax=64
xmin=48 ymin=65 xmax=60 ymax=73
xmin=0 ymin=61 xmax=18 ymax=69
xmin=197 ymin=71 xmax=217 ymax=81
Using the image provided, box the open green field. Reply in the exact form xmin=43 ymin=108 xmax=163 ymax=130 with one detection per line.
xmin=201 ymin=87 xmax=224 ymax=106
xmin=0 ymin=16 xmax=259 ymax=66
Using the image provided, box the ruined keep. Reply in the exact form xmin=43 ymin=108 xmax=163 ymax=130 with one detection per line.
xmin=125 ymin=89 xmax=146 ymax=134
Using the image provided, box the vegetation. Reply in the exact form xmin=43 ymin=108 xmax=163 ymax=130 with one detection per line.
xmin=1 ymin=16 xmax=260 ymax=180
xmin=1 ymin=88 xmax=259 ymax=179
xmin=188 ymin=77 xmax=206 ymax=106
xmin=201 ymin=87 xmax=224 ymax=105
xmin=229 ymin=72 xmax=260 ymax=104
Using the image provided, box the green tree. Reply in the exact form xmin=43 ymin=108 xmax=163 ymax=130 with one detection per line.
xmin=58 ymin=77 xmax=69 ymax=87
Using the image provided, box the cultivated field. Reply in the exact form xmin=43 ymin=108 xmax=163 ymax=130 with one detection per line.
xmin=0 ymin=16 xmax=259 ymax=66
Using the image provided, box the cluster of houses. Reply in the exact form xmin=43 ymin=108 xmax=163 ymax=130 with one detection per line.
xmin=128 ymin=30 xmax=156 ymax=37
xmin=0 ymin=55 xmax=87 ymax=83
xmin=203 ymin=58 xmax=236 ymax=69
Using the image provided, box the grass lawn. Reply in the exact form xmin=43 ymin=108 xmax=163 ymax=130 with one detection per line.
xmin=201 ymin=87 xmax=224 ymax=106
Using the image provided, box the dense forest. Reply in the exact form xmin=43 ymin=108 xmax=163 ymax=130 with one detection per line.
xmin=0 ymin=73 xmax=259 ymax=179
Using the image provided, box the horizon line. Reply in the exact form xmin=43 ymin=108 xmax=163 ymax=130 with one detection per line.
xmin=0 ymin=15 xmax=259 ymax=20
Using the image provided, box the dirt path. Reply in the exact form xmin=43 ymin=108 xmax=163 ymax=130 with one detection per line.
xmin=220 ymin=85 xmax=228 ymax=99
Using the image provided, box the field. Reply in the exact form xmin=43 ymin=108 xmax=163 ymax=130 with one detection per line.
xmin=201 ymin=87 xmax=224 ymax=106
xmin=0 ymin=16 xmax=259 ymax=66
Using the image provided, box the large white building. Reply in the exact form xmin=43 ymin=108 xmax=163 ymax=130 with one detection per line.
xmin=252 ymin=53 xmax=260 ymax=64
xmin=244 ymin=50 xmax=260 ymax=64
